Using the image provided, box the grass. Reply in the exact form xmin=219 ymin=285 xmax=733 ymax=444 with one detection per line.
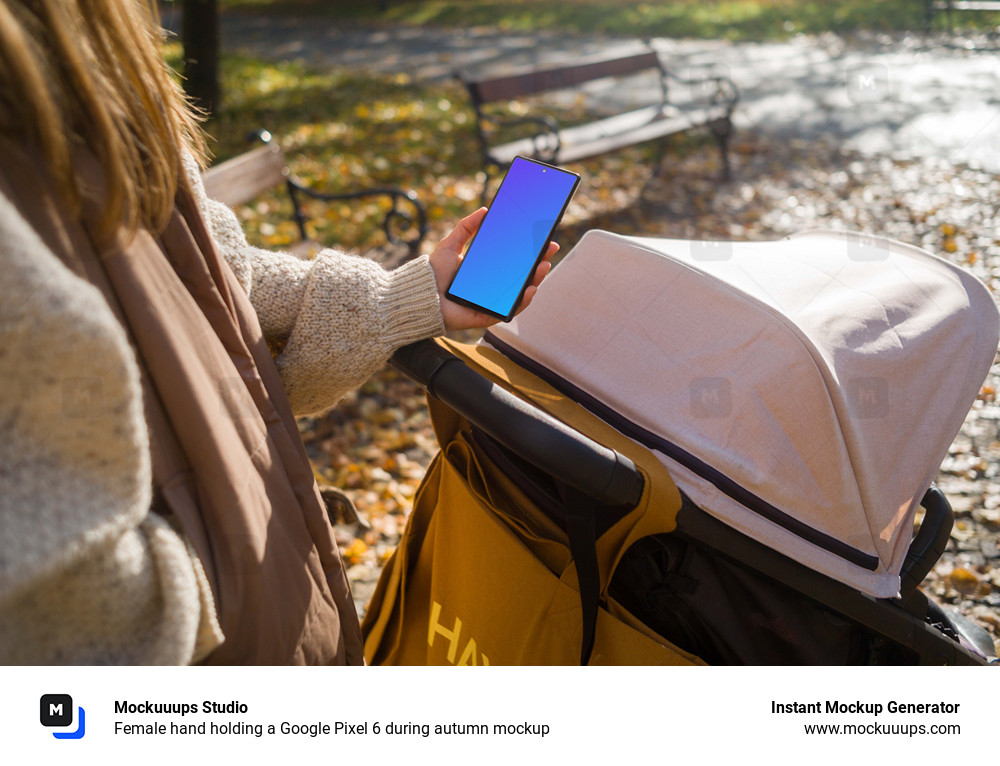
xmin=215 ymin=0 xmax=1000 ymax=41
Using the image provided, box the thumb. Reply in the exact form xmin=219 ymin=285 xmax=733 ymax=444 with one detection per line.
xmin=438 ymin=207 xmax=486 ymax=253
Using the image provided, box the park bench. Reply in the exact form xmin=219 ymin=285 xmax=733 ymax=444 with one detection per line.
xmin=458 ymin=47 xmax=739 ymax=200
xmin=202 ymin=130 xmax=428 ymax=266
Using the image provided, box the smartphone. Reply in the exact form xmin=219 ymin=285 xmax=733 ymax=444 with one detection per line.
xmin=446 ymin=156 xmax=580 ymax=321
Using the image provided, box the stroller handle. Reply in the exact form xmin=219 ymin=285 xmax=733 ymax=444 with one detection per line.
xmin=391 ymin=340 xmax=645 ymax=508
xmin=899 ymin=486 xmax=954 ymax=600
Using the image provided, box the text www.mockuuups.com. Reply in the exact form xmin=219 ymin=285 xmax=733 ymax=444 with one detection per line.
xmin=802 ymin=722 xmax=960 ymax=736
xmin=773 ymin=700 xmax=963 ymax=737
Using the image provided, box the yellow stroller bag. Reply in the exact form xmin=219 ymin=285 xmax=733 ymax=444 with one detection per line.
xmin=362 ymin=339 xmax=703 ymax=666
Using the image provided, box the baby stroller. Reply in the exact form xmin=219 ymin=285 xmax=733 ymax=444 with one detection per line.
xmin=362 ymin=230 xmax=1000 ymax=665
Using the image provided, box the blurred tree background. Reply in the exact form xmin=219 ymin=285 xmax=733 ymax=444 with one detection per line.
xmin=219 ymin=0 xmax=998 ymax=39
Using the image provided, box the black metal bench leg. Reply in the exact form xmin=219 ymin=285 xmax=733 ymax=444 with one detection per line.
xmin=479 ymin=164 xmax=499 ymax=206
xmin=710 ymin=116 xmax=733 ymax=182
xmin=651 ymin=138 xmax=670 ymax=178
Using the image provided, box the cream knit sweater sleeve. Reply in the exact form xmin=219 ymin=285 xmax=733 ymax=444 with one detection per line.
xmin=184 ymin=154 xmax=446 ymax=416
xmin=0 ymin=192 xmax=222 ymax=664
xmin=0 ymin=159 xmax=443 ymax=663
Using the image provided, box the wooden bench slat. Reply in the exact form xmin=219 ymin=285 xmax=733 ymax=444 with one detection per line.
xmin=460 ymin=45 xmax=737 ymax=200
xmin=200 ymin=136 xmax=429 ymax=263
xmin=487 ymin=104 xmax=726 ymax=165
xmin=468 ymin=51 xmax=661 ymax=104
xmin=202 ymin=144 xmax=287 ymax=208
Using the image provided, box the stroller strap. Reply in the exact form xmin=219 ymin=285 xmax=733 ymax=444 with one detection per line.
xmin=563 ymin=487 xmax=601 ymax=666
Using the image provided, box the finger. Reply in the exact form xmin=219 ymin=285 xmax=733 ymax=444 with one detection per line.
xmin=530 ymin=259 xmax=552 ymax=287
xmin=437 ymin=207 xmax=487 ymax=253
xmin=464 ymin=309 xmax=498 ymax=330
xmin=515 ymin=284 xmax=538 ymax=315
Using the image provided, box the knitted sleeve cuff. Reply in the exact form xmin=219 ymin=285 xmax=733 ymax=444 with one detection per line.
xmin=187 ymin=151 xmax=445 ymax=414
xmin=275 ymin=251 xmax=445 ymax=416
xmin=378 ymin=254 xmax=446 ymax=348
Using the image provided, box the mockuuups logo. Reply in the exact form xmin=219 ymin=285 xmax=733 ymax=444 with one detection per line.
xmin=690 ymin=239 xmax=734 ymax=262
xmin=40 ymin=694 xmax=86 ymax=739
xmin=691 ymin=377 xmax=732 ymax=419
xmin=846 ymin=377 xmax=889 ymax=419
xmin=846 ymin=64 xmax=891 ymax=105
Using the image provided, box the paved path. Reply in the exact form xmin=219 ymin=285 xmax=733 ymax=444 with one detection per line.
xmin=179 ymin=9 xmax=1000 ymax=172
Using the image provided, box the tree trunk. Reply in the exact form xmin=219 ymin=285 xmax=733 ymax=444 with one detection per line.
xmin=181 ymin=0 xmax=220 ymax=115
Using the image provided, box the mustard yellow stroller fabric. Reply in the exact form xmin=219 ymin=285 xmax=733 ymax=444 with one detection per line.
xmin=362 ymin=339 xmax=703 ymax=666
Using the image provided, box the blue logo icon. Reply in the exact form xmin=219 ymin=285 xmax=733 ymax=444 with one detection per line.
xmin=40 ymin=694 xmax=86 ymax=739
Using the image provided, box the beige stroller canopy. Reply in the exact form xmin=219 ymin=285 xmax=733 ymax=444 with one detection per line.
xmin=485 ymin=230 xmax=999 ymax=598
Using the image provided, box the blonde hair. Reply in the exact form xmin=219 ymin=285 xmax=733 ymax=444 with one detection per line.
xmin=0 ymin=0 xmax=207 ymax=245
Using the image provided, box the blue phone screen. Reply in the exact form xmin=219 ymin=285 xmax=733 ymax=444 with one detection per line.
xmin=448 ymin=157 xmax=578 ymax=318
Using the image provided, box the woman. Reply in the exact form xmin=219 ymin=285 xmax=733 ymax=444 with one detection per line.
xmin=0 ymin=0 xmax=555 ymax=664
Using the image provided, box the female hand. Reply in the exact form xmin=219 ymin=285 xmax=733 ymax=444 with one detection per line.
xmin=427 ymin=207 xmax=559 ymax=332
